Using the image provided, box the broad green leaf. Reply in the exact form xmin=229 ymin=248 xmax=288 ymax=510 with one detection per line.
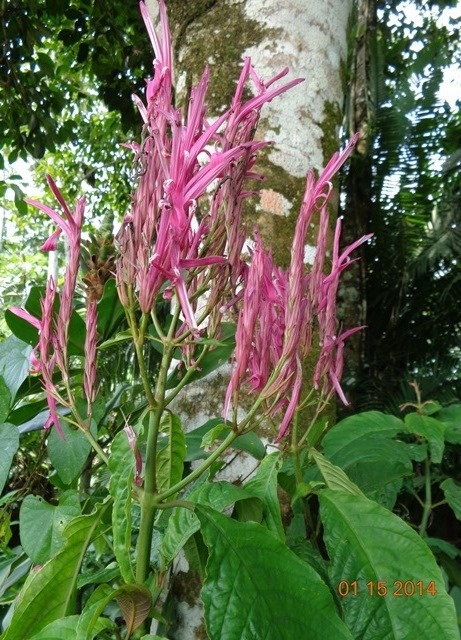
xmin=319 ymin=490 xmax=459 ymax=640
xmin=322 ymin=411 xmax=412 ymax=500
xmin=185 ymin=419 xmax=265 ymax=462
xmin=433 ymin=403 xmax=461 ymax=444
xmin=108 ymin=430 xmax=136 ymax=583
xmin=3 ymin=503 xmax=107 ymax=640
xmin=405 ymin=413 xmax=445 ymax=463
xmin=115 ymin=584 xmax=152 ymax=636
xmin=19 ymin=491 xmax=81 ymax=565
xmin=310 ymin=449 xmax=363 ymax=496
xmin=196 ymin=506 xmax=353 ymax=640
xmin=29 ymin=616 xmax=79 ymax=640
xmin=161 ymin=481 xmax=250 ymax=567
xmin=0 ymin=424 xmax=19 ymax=494
xmin=441 ymin=478 xmax=461 ymax=521
xmin=156 ymin=412 xmax=186 ymax=494
xmin=0 ymin=336 xmax=31 ymax=400
xmin=47 ymin=420 xmax=93 ymax=485
xmin=96 ymin=279 xmax=126 ymax=340
xmin=244 ymin=452 xmax=284 ymax=541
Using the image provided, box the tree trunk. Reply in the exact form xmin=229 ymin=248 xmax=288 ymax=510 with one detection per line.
xmin=339 ymin=0 xmax=376 ymax=409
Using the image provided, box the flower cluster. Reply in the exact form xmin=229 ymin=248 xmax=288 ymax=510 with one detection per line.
xmin=10 ymin=0 xmax=371 ymax=443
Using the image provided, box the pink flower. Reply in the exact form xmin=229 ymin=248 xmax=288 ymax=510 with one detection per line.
xmin=124 ymin=424 xmax=143 ymax=486
xmin=84 ymin=300 xmax=98 ymax=412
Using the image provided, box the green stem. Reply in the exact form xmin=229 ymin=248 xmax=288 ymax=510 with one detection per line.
xmin=136 ymin=307 xmax=180 ymax=584
xmin=156 ymin=429 xmax=239 ymax=503
xmin=84 ymin=429 xmax=109 ymax=465
xmin=419 ymin=457 xmax=432 ymax=537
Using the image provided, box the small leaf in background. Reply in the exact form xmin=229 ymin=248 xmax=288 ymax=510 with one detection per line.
xmin=319 ymin=489 xmax=459 ymax=640
xmin=19 ymin=491 xmax=81 ymax=565
xmin=3 ymin=503 xmax=108 ymax=640
xmin=0 ymin=336 xmax=32 ymax=400
xmin=156 ymin=411 xmax=186 ymax=494
xmin=185 ymin=419 xmax=265 ymax=462
xmin=200 ymin=423 xmax=226 ymax=450
xmin=0 ymin=423 xmax=19 ymax=495
xmin=47 ymin=420 xmax=93 ymax=485
xmin=310 ymin=449 xmax=363 ymax=496
xmin=108 ymin=430 xmax=136 ymax=584
xmin=405 ymin=413 xmax=445 ymax=463
xmin=166 ymin=322 xmax=235 ymax=389
xmin=115 ymin=584 xmax=152 ymax=637
xmin=441 ymin=478 xmax=461 ymax=521
xmin=196 ymin=506 xmax=353 ymax=640
xmin=244 ymin=452 xmax=284 ymax=541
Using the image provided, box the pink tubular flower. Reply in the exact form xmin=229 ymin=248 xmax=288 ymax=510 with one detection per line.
xmin=84 ymin=300 xmax=98 ymax=413
xmin=224 ymin=136 xmax=372 ymax=441
xmin=124 ymin=424 xmax=143 ymax=486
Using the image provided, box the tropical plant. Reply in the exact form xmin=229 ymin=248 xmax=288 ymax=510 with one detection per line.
xmin=0 ymin=2 xmax=459 ymax=639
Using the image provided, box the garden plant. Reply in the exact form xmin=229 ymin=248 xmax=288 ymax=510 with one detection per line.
xmin=0 ymin=1 xmax=460 ymax=639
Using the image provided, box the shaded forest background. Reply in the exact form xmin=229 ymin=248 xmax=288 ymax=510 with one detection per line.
xmin=1 ymin=0 xmax=461 ymax=415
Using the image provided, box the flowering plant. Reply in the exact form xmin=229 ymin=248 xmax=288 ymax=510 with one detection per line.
xmin=0 ymin=2 xmax=458 ymax=639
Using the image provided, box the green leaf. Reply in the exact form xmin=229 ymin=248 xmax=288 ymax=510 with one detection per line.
xmin=200 ymin=423 xmax=227 ymax=450
xmin=5 ymin=286 xmax=86 ymax=355
xmin=156 ymin=412 xmax=186 ymax=494
xmin=96 ymin=279 xmax=126 ymax=341
xmin=166 ymin=323 xmax=235 ymax=389
xmin=77 ymin=561 xmax=120 ymax=588
xmin=196 ymin=506 xmax=353 ymax=640
xmin=310 ymin=449 xmax=364 ymax=496
xmin=319 ymin=490 xmax=459 ymax=640
xmin=3 ymin=503 xmax=108 ymax=640
xmin=29 ymin=616 xmax=79 ymax=640
xmin=98 ymin=328 xmax=133 ymax=350
xmin=433 ymin=403 xmax=461 ymax=444
xmin=244 ymin=452 xmax=284 ymax=541
xmin=405 ymin=413 xmax=445 ymax=463
xmin=0 ymin=424 xmax=19 ymax=495
xmin=161 ymin=481 xmax=250 ymax=567
xmin=19 ymin=491 xmax=81 ymax=565
xmin=0 ymin=336 xmax=31 ymax=400
xmin=426 ymin=537 xmax=461 ymax=560
xmin=108 ymin=430 xmax=136 ymax=583
xmin=76 ymin=583 xmax=115 ymax=640
xmin=322 ymin=411 xmax=412 ymax=500
xmin=47 ymin=420 xmax=93 ymax=485
xmin=0 ymin=377 xmax=11 ymax=423
xmin=441 ymin=478 xmax=461 ymax=521
xmin=185 ymin=419 xmax=265 ymax=462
